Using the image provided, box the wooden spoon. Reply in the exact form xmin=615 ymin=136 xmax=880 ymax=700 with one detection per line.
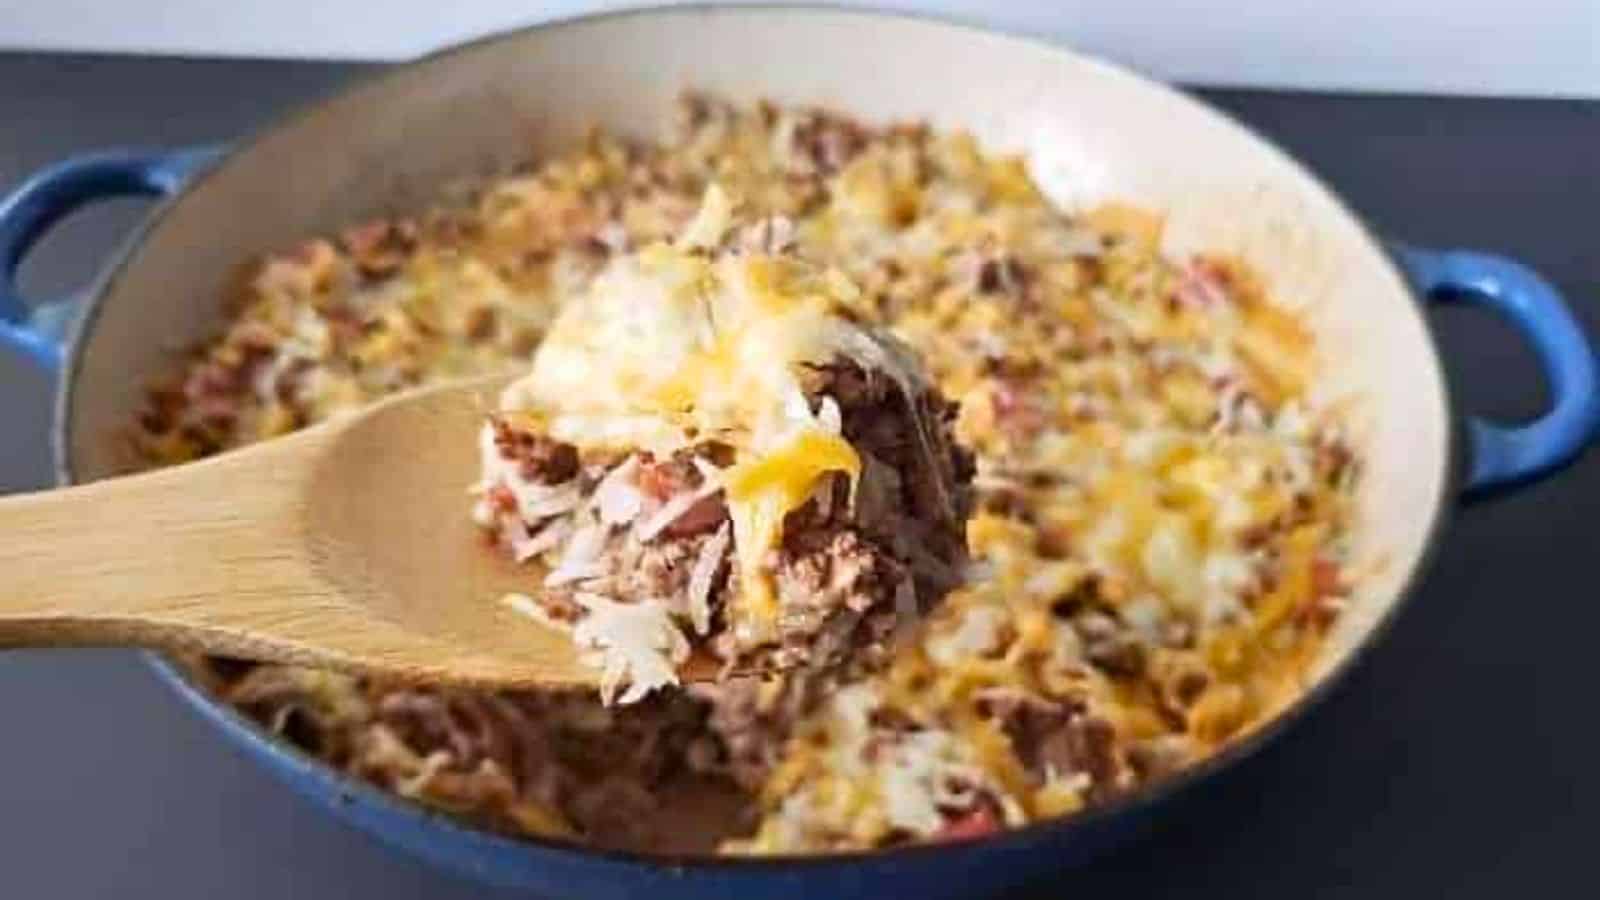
xmin=0 ymin=374 xmax=635 ymax=689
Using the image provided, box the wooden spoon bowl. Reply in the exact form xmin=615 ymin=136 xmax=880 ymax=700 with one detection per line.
xmin=0 ymin=375 xmax=600 ymax=688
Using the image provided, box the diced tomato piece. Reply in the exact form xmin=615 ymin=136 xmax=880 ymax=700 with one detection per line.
xmin=934 ymin=806 xmax=1001 ymax=842
xmin=635 ymin=458 xmax=679 ymax=502
xmin=1311 ymin=557 xmax=1343 ymax=598
xmin=488 ymin=484 xmax=518 ymax=513
xmin=991 ymin=382 xmax=1045 ymax=438
xmin=665 ymin=495 xmax=728 ymax=537
xmin=1175 ymin=258 xmax=1231 ymax=308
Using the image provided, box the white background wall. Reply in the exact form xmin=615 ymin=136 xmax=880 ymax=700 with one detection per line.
xmin=1 ymin=0 xmax=1596 ymax=98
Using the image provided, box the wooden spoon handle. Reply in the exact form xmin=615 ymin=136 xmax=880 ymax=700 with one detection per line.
xmin=0 ymin=420 xmax=589 ymax=687
xmin=0 ymin=375 xmax=597 ymax=689
xmin=0 ymin=428 xmax=331 ymax=653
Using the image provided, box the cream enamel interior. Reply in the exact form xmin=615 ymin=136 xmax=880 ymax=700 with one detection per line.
xmin=63 ymin=6 xmax=1449 ymax=711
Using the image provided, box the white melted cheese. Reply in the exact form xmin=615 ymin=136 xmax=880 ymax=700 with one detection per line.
xmin=923 ymin=603 xmax=1009 ymax=667
xmin=880 ymin=730 xmax=992 ymax=836
xmin=570 ymin=593 xmax=690 ymax=705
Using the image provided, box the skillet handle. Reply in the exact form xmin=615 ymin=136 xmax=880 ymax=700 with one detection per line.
xmin=0 ymin=146 xmax=222 ymax=373
xmin=1391 ymin=243 xmax=1600 ymax=498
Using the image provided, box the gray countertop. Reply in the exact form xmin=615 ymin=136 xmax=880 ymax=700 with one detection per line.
xmin=0 ymin=53 xmax=1596 ymax=899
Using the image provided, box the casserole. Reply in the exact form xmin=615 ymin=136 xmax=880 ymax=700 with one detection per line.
xmin=0 ymin=6 xmax=1594 ymax=897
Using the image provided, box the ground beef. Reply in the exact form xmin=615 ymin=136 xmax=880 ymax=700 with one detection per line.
xmin=787 ymin=109 xmax=870 ymax=175
xmin=490 ymin=416 xmax=580 ymax=484
xmin=272 ymin=357 xmax=316 ymax=407
xmin=804 ymin=360 xmax=974 ymax=568
xmin=992 ymin=694 xmax=1124 ymax=799
xmin=463 ymin=304 xmax=498 ymax=342
xmin=975 ymin=254 xmax=1028 ymax=297
xmin=179 ymin=337 xmax=274 ymax=429
xmin=772 ymin=527 xmax=906 ymax=670
xmin=692 ymin=673 xmax=823 ymax=790
xmin=1073 ymin=611 xmax=1148 ymax=678
xmin=630 ymin=529 xmax=730 ymax=621
xmin=1040 ymin=714 xmax=1120 ymax=793
xmin=248 ymin=673 xmax=753 ymax=852
xmin=340 ymin=219 xmax=418 ymax=279
xmin=1149 ymin=650 xmax=1211 ymax=718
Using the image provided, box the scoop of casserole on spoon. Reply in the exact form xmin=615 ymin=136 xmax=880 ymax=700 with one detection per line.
xmin=0 ymin=187 xmax=974 ymax=696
